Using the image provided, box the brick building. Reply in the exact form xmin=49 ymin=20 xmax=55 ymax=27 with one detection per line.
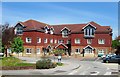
xmin=14 ymin=19 xmax=112 ymax=57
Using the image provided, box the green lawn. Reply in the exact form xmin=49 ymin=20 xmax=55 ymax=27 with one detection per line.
xmin=0 ymin=57 xmax=35 ymax=67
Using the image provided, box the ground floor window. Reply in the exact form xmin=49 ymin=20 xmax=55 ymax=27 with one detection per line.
xmin=36 ymin=48 xmax=40 ymax=54
xmin=98 ymin=49 xmax=104 ymax=54
xmin=26 ymin=48 xmax=32 ymax=54
xmin=75 ymin=48 xmax=80 ymax=54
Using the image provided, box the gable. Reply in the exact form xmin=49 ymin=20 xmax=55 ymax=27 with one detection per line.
xmin=82 ymin=23 xmax=96 ymax=30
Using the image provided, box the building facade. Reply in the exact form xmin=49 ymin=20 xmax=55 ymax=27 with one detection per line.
xmin=14 ymin=19 xmax=112 ymax=57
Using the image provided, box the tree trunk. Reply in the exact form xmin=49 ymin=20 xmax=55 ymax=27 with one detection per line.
xmin=5 ymin=48 xmax=7 ymax=57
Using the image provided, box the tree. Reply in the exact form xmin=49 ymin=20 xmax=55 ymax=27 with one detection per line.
xmin=112 ymin=40 xmax=120 ymax=55
xmin=11 ymin=37 xmax=24 ymax=56
xmin=112 ymin=40 xmax=120 ymax=49
xmin=2 ymin=23 xmax=16 ymax=57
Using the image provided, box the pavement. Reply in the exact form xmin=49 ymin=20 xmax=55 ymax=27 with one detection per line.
xmin=1 ymin=56 xmax=119 ymax=75
xmin=1 ymin=56 xmax=81 ymax=75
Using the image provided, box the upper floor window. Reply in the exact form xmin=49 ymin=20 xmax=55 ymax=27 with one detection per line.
xmin=58 ymin=40 xmax=64 ymax=43
xmin=44 ymin=26 xmax=49 ymax=34
xmin=83 ymin=24 xmax=96 ymax=38
xmin=98 ymin=39 xmax=105 ymax=44
xmin=26 ymin=37 xmax=31 ymax=43
xmin=15 ymin=24 xmax=23 ymax=35
xmin=54 ymin=39 xmax=57 ymax=44
xmin=84 ymin=29 xmax=95 ymax=37
xmin=44 ymin=38 xmax=48 ymax=43
xmin=37 ymin=38 xmax=41 ymax=43
xmin=75 ymin=38 xmax=80 ymax=44
xmin=62 ymin=30 xmax=69 ymax=38
xmin=50 ymin=39 xmax=53 ymax=43
xmin=50 ymin=27 xmax=54 ymax=34
xmin=61 ymin=27 xmax=70 ymax=38
xmin=87 ymin=39 xmax=92 ymax=44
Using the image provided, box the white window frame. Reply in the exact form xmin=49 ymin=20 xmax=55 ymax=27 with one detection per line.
xmin=84 ymin=28 xmax=95 ymax=37
xmin=75 ymin=48 xmax=80 ymax=54
xmin=44 ymin=38 xmax=48 ymax=43
xmin=37 ymin=38 xmax=41 ymax=43
xmin=58 ymin=40 xmax=64 ymax=44
xmin=87 ymin=39 xmax=92 ymax=44
xmin=98 ymin=39 xmax=105 ymax=44
xmin=98 ymin=49 xmax=104 ymax=54
xmin=26 ymin=37 xmax=32 ymax=43
xmin=75 ymin=38 xmax=80 ymax=44
xmin=54 ymin=39 xmax=57 ymax=44
xmin=62 ymin=30 xmax=68 ymax=38
xmin=36 ymin=48 xmax=40 ymax=54
xmin=26 ymin=48 xmax=32 ymax=54
xmin=15 ymin=26 xmax=23 ymax=35
xmin=50 ymin=39 xmax=53 ymax=43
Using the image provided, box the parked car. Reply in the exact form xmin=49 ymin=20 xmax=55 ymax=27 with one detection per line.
xmin=103 ymin=55 xmax=120 ymax=63
xmin=101 ymin=54 xmax=116 ymax=59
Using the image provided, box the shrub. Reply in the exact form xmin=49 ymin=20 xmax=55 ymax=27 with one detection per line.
xmin=53 ymin=49 xmax=65 ymax=56
xmin=36 ymin=59 xmax=57 ymax=69
xmin=56 ymin=62 xmax=63 ymax=66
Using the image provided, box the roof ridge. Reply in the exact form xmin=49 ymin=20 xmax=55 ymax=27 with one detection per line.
xmin=24 ymin=19 xmax=49 ymax=25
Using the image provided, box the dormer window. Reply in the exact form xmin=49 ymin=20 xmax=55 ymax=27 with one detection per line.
xmin=62 ymin=30 xmax=68 ymax=37
xmin=61 ymin=27 xmax=70 ymax=38
xmin=83 ymin=24 xmax=96 ymax=38
xmin=14 ymin=23 xmax=23 ymax=35
xmin=44 ymin=25 xmax=49 ymax=34
xmin=50 ymin=27 xmax=54 ymax=34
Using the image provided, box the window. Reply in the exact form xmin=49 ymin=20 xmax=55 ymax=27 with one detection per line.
xmin=75 ymin=49 xmax=80 ymax=54
xmin=54 ymin=39 xmax=57 ymax=44
xmin=26 ymin=37 xmax=31 ymax=43
xmin=58 ymin=40 xmax=64 ymax=43
xmin=26 ymin=48 xmax=31 ymax=54
xmin=67 ymin=40 xmax=71 ymax=44
xmin=44 ymin=38 xmax=48 ymax=43
xmin=37 ymin=38 xmax=41 ymax=43
xmin=50 ymin=28 xmax=54 ymax=34
xmin=98 ymin=39 xmax=105 ymax=44
xmin=50 ymin=30 xmax=53 ymax=34
xmin=50 ymin=39 xmax=53 ymax=43
xmin=87 ymin=39 xmax=92 ymax=44
xmin=15 ymin=26 xmax=23 ymax=35
xmin=62 ymin=30 xmax=68 ymax=38
xmin=84 ymin=28 xmax=95 ymax=37
xmin=98 ymin=49 xmax=104 ymax=54
xmin=36 ymin=48 xmax=40 ymax=54
xmin=75 ymin=38 xmax=80 ymax=44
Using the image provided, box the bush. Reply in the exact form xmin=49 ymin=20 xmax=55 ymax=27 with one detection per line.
xmin=56 ymin=62 xmax=63 ymax=66
xmin=36 ymin=59 xmax=57 ymax=69
xmin=53 ymin=49 xmax=65 ymax=56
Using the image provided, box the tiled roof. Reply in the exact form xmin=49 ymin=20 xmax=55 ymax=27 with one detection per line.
xmin=19 ymin=19 xmax=112 ymax=34
xmin=20 ymin=19 xmax=50 ymax=32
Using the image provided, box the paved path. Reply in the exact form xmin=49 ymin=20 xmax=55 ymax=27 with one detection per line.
xmin=1 ymin=56 xmax=119 ymax=76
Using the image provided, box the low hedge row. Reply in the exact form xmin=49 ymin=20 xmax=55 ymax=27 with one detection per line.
xmin=1 ymin=65 xmax=36 ymax=70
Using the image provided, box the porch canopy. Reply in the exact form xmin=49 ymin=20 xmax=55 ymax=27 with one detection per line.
xmin=55 ymin=43 xmax=68 ymax=49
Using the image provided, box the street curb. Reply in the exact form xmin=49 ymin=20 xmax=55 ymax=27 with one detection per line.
xmin=71 ymin=65 xmax=81 ymax=70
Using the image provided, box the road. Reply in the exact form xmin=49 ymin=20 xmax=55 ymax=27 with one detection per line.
xmin=1 ymin=56 xmax=119 ymax=76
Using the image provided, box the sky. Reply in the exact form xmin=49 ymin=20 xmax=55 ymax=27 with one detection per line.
xmin=2 ymin=2 xmax=118 ymax=39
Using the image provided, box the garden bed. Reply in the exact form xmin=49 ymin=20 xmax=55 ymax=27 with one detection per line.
xmin=1 ymin=65 xmax=36 ymax=70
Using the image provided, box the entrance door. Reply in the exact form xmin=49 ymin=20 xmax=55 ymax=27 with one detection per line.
xmin=84 ymin=48 xmax=93 ymax=54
